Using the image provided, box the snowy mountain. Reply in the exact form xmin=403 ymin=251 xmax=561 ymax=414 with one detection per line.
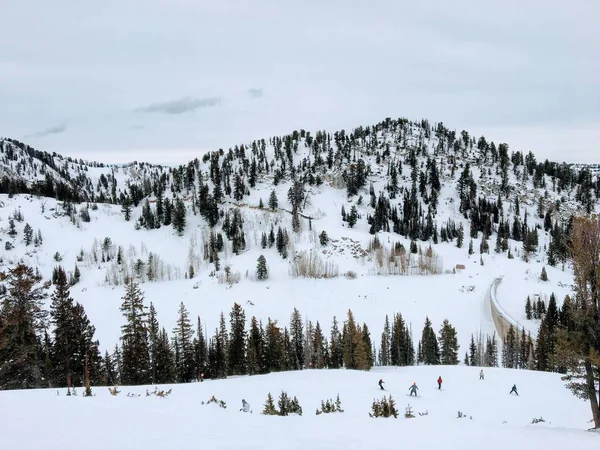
xmin=1 ymin=117 xmax=598 ymax=347
xmin=1 ymin=117 xmax=599 ymax=442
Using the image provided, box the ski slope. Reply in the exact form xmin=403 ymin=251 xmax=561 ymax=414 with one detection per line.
xmin=0 ymin=366 xmax=595 ymax=449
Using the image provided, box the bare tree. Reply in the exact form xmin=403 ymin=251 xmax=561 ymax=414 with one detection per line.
xmin=556 ymin=215 xmax=600 ymax=428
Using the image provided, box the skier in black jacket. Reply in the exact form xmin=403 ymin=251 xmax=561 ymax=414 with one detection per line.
xmin=378 ymin=379 xmax=385 ymax=390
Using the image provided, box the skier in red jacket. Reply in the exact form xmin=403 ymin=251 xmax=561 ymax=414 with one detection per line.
xmin=437 ymin=376 xmax=443 ymax=389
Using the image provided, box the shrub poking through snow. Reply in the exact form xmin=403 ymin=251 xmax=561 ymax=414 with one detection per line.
xmin=316 ymin=395 xmax=344 ymax=415
xmin=344 ymin=270 xmax=357 ymax=279
xmin=262 ymin=392 xmax=302 ymax=416
xmin=404 ymin=404 xmax=415 ymax=418
xmin=290 ymin=250 xmax=338 ymax=279
xmin=262 ymin=393 xmax=278 ymax=415
xmin=203 ymin=396 xmax=226 ymax=408
xmin=108 ymin=387 xmax=120 ymax=396
xmin=146 ymin=387 xmax=173 ymax=398
xmin=278 ymin=391 xmax=302 ymax=416
xmin=531 ymin=417 xmax=546 ymax=424
xmin=369 ymin=395 xmax=398 ymax=418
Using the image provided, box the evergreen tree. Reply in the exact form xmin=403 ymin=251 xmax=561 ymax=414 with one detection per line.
xmin=0 ymin=264 xmax=48 ymax=389
xmin=311 ymin=321 xmax=328 ymax=369
xmin=246 ymin=316 xmax=266 ymax=375
xmin=347 ymin=205 xmax=358 ymax=228
xmin=119 ymin=279 xmax=150 ymax=385
xmin=456 ymin=223 xmax=464 ymax=248
xmin=268 ymin=190 xmax=278 ymax=211
xmin=173 ymin=302 xmax=195 ymax=382
xmin=172 ymin=198 xmax=186 ymax=235
xmin=525 ymin=296 xmax=533 ymax=320
xmin=438 ymin=319 xmax=459 ymax=365
xmin=342 ymin=310 xmax=357 ymax=369
xmin=148 ymin=303 xmax=160 ymax=383
xmin=194 ymin=316 xmax=208 ymax=379
xmin=379 ymin=315 xmax=391 ymax=366
xmin=228 ymin=303 xmax=247 ymax=376
xmin=256 ymin=255 xmax=268 ymax=280
xmin=289 ymin=308 xmax=305 ymax=370
xmin=23 ymin=223 xmax=33 ymax=246
xmin=329 ymin=316 xmax=343 ymax=369
xmin=418 ymin=317 xmax=440 ymax=365
xmin=469 ymin=334 xmax=478 ymax=366
xmin=264 ymin=319 xmax=284 ymax=372
xmin=121 ymin=198 xmax=132 ymax=221
xmin=50 ymin=267 xmax=101 ymax=388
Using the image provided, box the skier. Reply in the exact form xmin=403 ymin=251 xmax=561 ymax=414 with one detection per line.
xmin=437 ymin=376 xmax=443 ymax=390
xmin=408 ymin=382 xmax=419 ymax=396
xmin=200 ymin=372 xmax=205 ymax=382
xmin=479 ymin=369 xmax=484 ymax=380
xmin=378 ymin=379 xmax=385 ymax=390
xmin=509 ymin=384 xmax=519 ymax=396
xmin=240 ymin=399 xmax=252 ymax=412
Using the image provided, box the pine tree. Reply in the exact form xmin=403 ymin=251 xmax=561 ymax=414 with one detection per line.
xmin=438 ymin=319 xmax=459 ymax=365
xmin=148 ymin=303 xmax=160 ymax=383
xmin=50 ymin=268 xmax=101 ymax=388
xmin=228 ymin=303 xmax=247 ymax=376
xmin=419 ymin=317 xmax=440 ymax=365
xmin=194 ymin=316 xmax=208 ymax=379
xmin=246 ymin=316 xmax=266 ymax=375
xmin=347 ymin=205 xmax=358 ymax=228
xmin=289 ymin=308 xmax=305 ymax=370
xmin=121 ymin=199 xmax=132 ymax=221
xmin=268 ymin=190 xmax=278 ymax=211
xmin=263 ymin=393 xmax=277 ymax=415
xmin=525 ymin=296 xmax=533 ymax=320
xmin=457 ymin=223 xmax=464 ymax=248
xmin=154 ymin=328 xmax=175 ymax=383
xmin=23 ymin=223 xmax=33 ymax=245
xmin=264 ymin=319 xmax=284 ymax=372
xmin=379 ymin=315 xmax=391 ymax=366
xmin=172 ymin=198 xmax=186 ymax=236
xmin=329 ymin=316 xmax=343 ymax=369
xmin=256 ymin=255 xmax=268 ymax=280
xmin=173 ymin=302 xmax=195 ymax=382
xmin=119 ymin=279 xmax=150 ymax=385
xmin=311 ymin=321 xmax=327 ymax=369
xmin=342 ymin=310 xmax=357 ymax=369
xmin=468 ymin=334 xmax=478 ymax=366
xmin=217 ymin=312 xmax=229 ymax=376
xmin=0 ymin=264 xmax=48 ymax=389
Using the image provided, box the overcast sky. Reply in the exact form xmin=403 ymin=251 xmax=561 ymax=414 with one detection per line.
xmin=1 ymin=0 xmax=598 ymax=164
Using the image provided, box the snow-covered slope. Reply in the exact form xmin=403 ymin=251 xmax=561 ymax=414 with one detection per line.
xmin=1 ymin=366 xmax=596 ymax=449
xmin=1 ymin=116 xmax=598 ymax=353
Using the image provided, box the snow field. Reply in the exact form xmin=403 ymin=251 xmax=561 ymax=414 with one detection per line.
xmin=0 ymin=366 xmax=595 ymax=450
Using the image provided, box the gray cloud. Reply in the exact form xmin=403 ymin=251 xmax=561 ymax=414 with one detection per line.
xmin=247 ymin=88 xmax=264 ymax=98
xmin=129 ymin=124 xmax=145 ymax=130
xmin=135 ymin=96 xmax=223 ymax=115
xmin=25 ymin=123 xmax=66 ymax=138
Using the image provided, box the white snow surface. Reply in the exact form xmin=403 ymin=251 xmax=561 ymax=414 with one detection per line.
xmin=1 ymin=366 xmax=596 ymax=449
